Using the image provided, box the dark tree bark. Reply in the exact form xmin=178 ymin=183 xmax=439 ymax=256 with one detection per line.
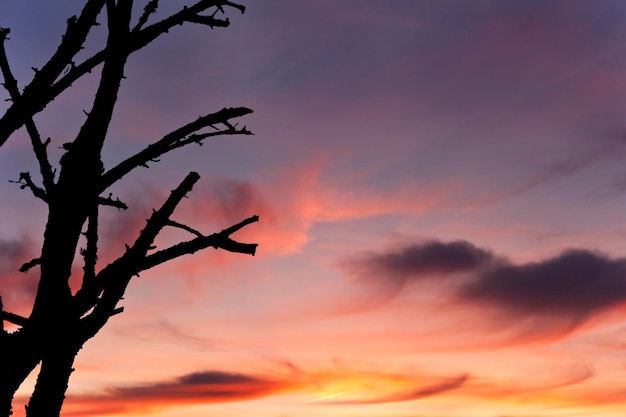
xmin=0 ymin=2 xmax=258 ymax=416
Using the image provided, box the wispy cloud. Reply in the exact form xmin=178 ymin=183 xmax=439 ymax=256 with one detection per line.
xmin=317 ymin=374 xmax=469 ymax=405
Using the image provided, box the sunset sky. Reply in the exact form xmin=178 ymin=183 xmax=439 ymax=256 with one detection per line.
xmin=4 ymin=1 xmax=626 ymax=416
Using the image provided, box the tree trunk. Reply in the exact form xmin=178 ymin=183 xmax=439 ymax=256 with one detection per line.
xmin=0 ymin=333 xmax=40 ymax=417
xmin=25 ymin=346 xmax=79 ymax=417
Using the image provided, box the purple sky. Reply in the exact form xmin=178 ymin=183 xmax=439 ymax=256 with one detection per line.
xmin=4 ymin=1 xmax=626 ymax=416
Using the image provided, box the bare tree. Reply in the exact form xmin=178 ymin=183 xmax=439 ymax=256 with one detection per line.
xmin=0 ymin=2 xmax=258 ymax=416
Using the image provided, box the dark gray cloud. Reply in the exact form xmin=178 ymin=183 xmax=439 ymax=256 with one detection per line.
xmin=343 ymin=240 xmax=495 ymax=291
xmin=46 ymin=369 xmax=294 ymax=416
xmin=460 ymin=249 xmax=626 ymax=320
xmin=178 ymin=371 xmax=258 ymax=386
xmin=373 ymin=240 xmax=494 ymax=275
xmin=106 ymin=370 xmax=287 ymax=402
xmin=344 ymin=240 xmax=626 ymax=325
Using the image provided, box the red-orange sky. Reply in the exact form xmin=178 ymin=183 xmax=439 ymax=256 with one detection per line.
xmin=4 ymin=1 xmax=626 ymax=416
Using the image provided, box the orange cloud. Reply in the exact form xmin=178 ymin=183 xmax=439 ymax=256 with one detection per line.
xmin=10 ymin=360 xmax=606 ymax=417
xmin=49 ymin=370 xmax=298 ymax=417
xmin=11 ymin=364 xmax=473 ymax=417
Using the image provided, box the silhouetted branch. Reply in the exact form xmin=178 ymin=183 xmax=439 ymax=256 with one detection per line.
xmin=60 ymin=0 xmax=131 ymax=163
xmin=139 ymin=215 xmax=259 ymax=271
xmin=98 ymin=194 xmax=128 ymax=210
xmin=129 ymin=0 xmax=242 ymax=48
xmin=0 ymin=29 xmax=56 ymax=190
xmin=74 ymin=172 xmax=202 ymax=321
xmin=0 ymin=310 xmax=29 ymax=328
xmin=0 ymin=0 xmax=107 ymax=147
xmin=179 ymin=123 xmax=252 ymax=146
xmin=166 ymin=220 xmax=205 ymax=238
xmin=184 ymin=14 xmax=230 ymax=28
xmin=133 ymin=0 xmax=159 ymax=32
xmin=219 ymin=214 xmax=258 ymax=235
xmin=130 ymin=172 xmax=201 ymax=254
xmin=55 ymin=1 xmax=246 ymax=116
xmin=0 ymin=1 xmax=247 ymax=149
xmin=19 ymin=257 xmax=41 ymax=273
xmin=99 ymin=107 xmax=253 ymax=191
xmin=1 ymin=2 xmax=258 ymax=415
xmin=10 ymin=172 xmax=47 ymax=202
xmin=0 ymin=28 xmax=17 ymax=99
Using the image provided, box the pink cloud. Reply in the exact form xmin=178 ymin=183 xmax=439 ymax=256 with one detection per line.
xmin=0 ymin=236 xmax=39 ymax=317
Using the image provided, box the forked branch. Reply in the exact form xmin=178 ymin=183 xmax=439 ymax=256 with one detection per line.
xmin=0 ymin=1 xmax=247 ymax=149
xmin=139 ymin=214 xmax=259 ymax=271
xmin=0 ymin=29 xmax=55 ymax=189
xmin=0 ymin=0 xmax=107 ymax=147
xmin=74 ymin=171 xmax=202 ymax=318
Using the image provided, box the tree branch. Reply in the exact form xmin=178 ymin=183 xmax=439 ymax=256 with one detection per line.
xmin=99 ymin=107 xmax=253 ymax=191
xmin=184 ymin=14 xmax=230 ymax=28
xmin=0 ymin=1 xmax=247 ymax=148
xmin=10 ymin=172 xmax=48 ymax=202
xmin=19 ymin=257 xmax=41 ymax=273
xmin=0 ymin=0 xmax=107 ymax=147
xmin=133 ymin=0 xmax=159 ymax=32
xmin=74 ymin=172 xmax=201 ymax=320
xmin=0 ymin=310 xmax=29 ymax=328
xmin=165 ymin=219 xmax=204 ymax=238
xmin=139 ymin=214 xmax=259 ymax=271
xmin=0 ymin=29 xmax=56 ymax=190
xmin=98 ymin=194 xmax=128 ymax=210
xmin=129 ymin=0 xmax=244 ymax=49
xmin=61 ymin=0 xmax=131 ymax=163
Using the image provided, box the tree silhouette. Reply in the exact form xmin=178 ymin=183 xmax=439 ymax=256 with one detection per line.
xmin=0 ymin=2 xmax=257 ymax=416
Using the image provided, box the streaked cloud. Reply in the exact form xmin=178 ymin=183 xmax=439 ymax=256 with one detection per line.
xmin=317 ymin=374 xmax=469 ymax=405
